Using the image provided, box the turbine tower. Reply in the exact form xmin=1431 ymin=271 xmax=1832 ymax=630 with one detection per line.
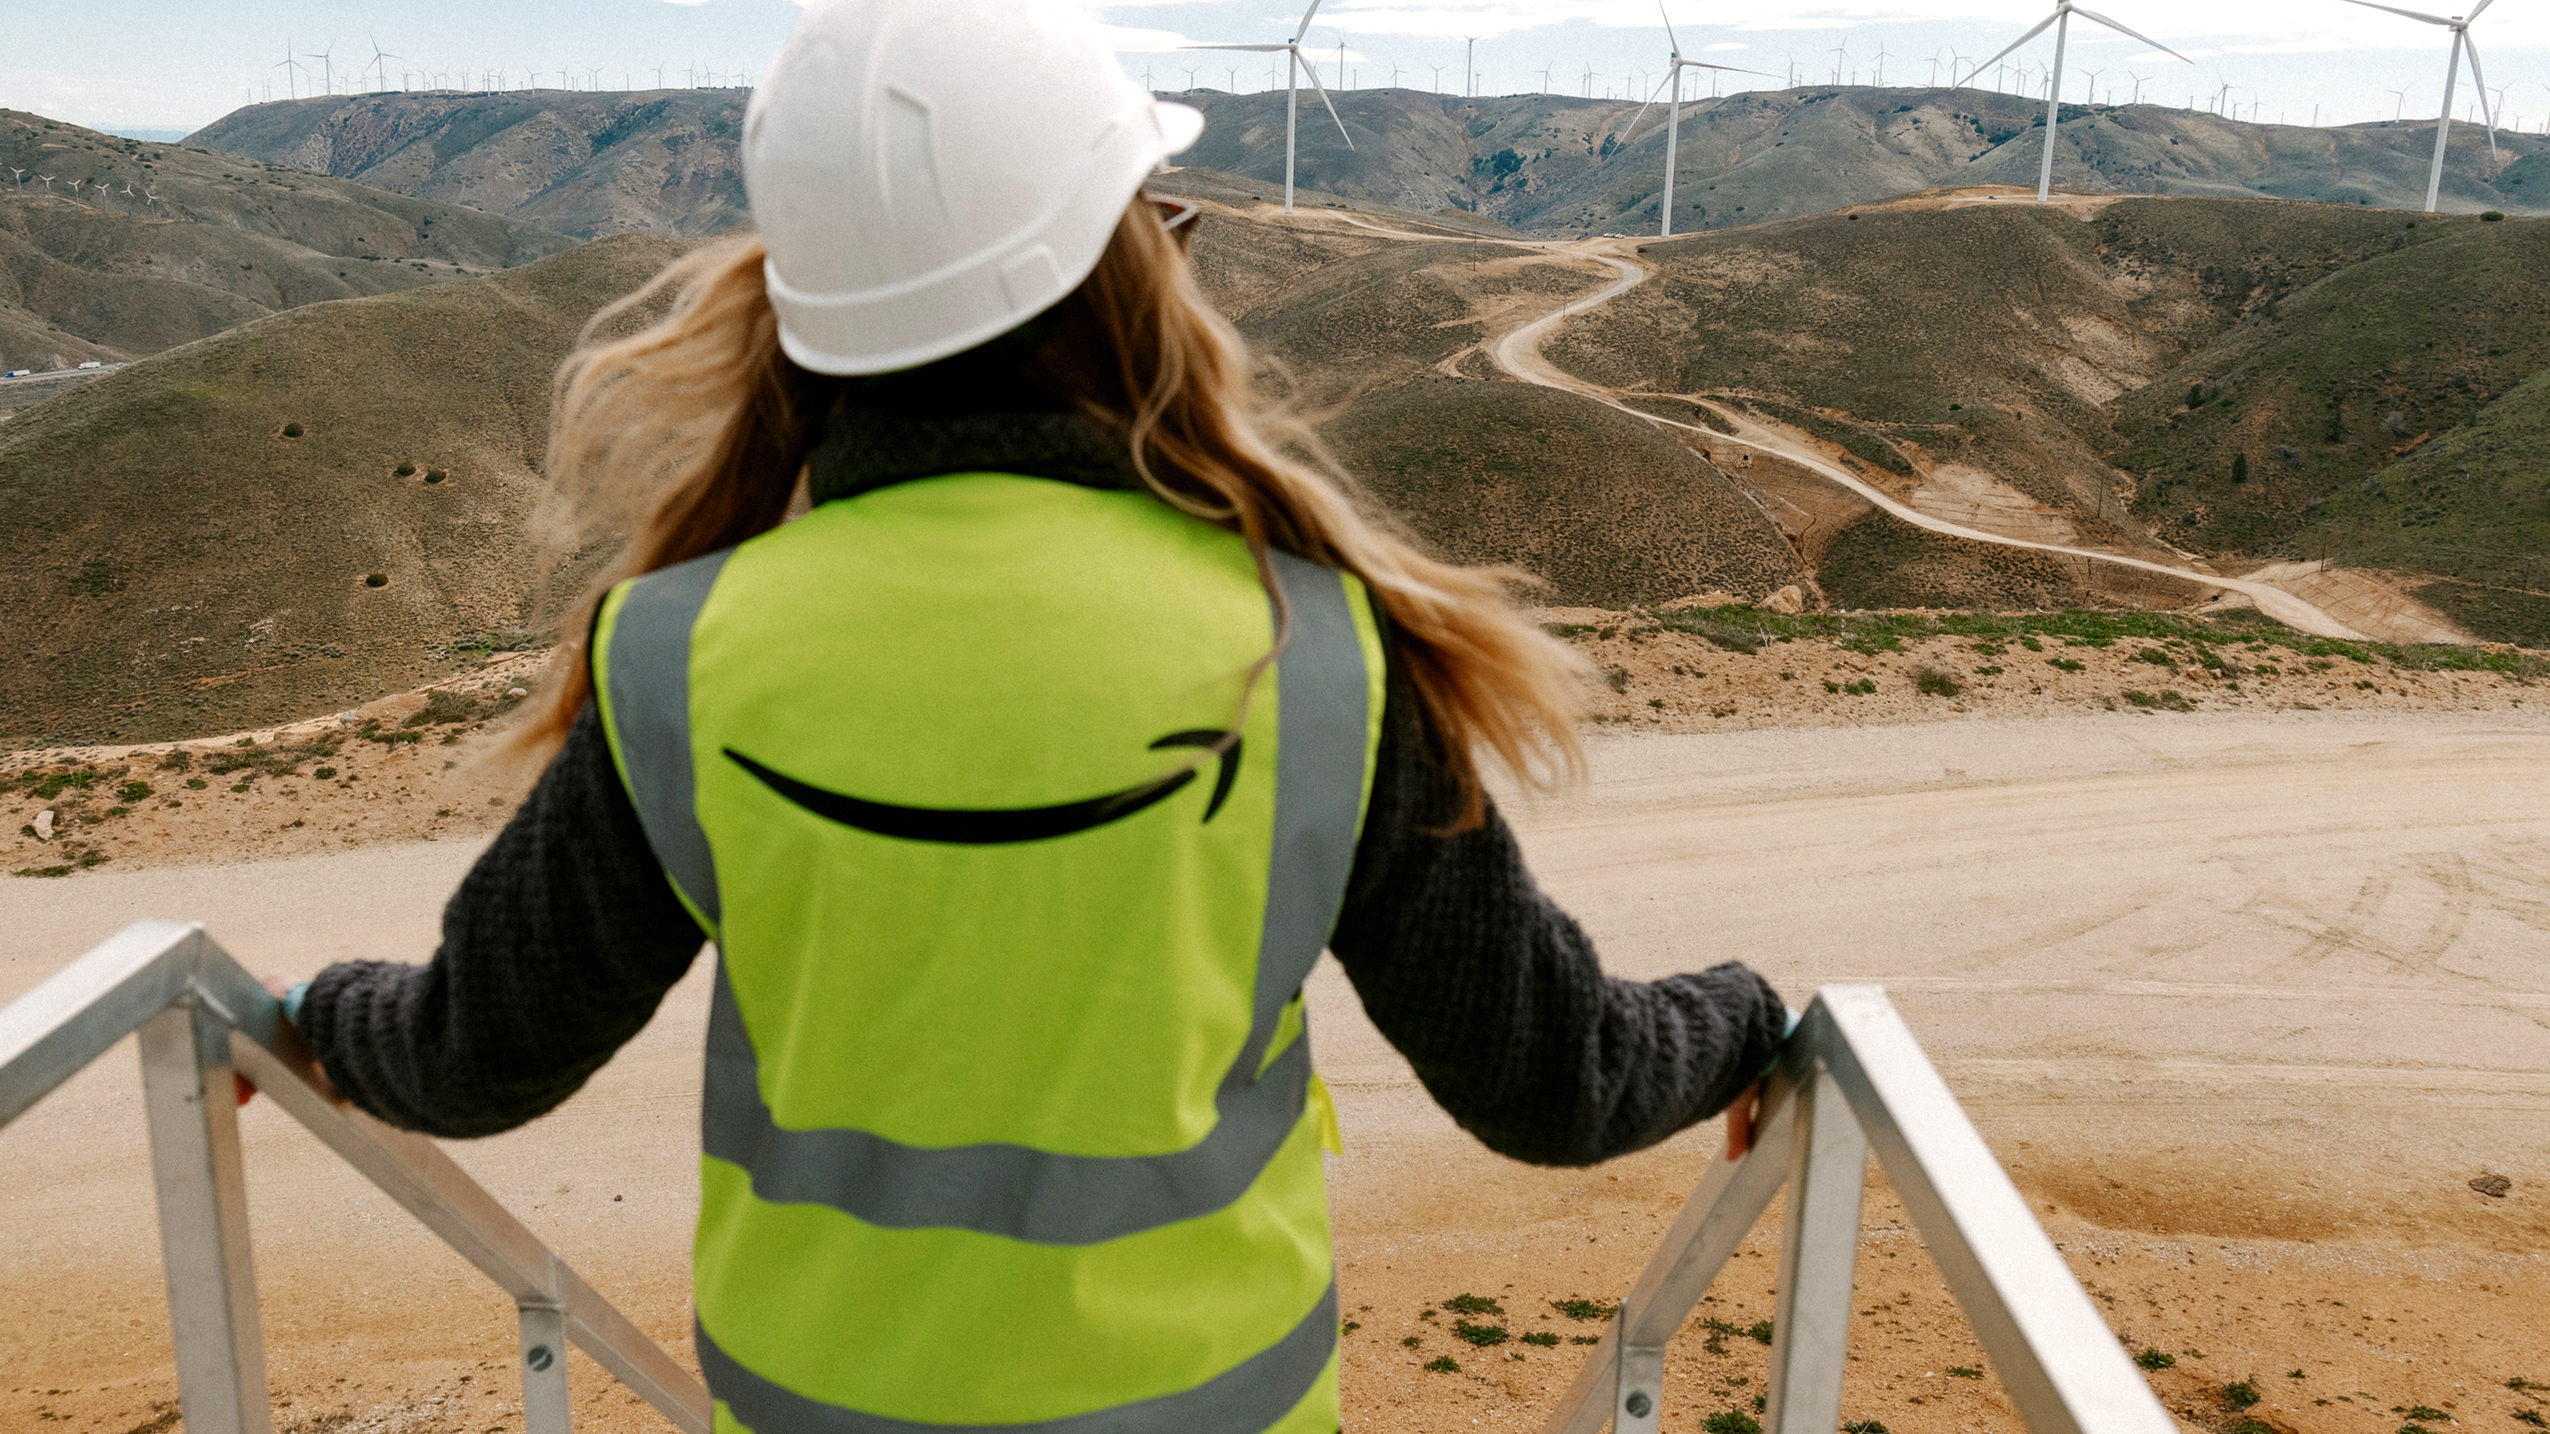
xmin=1187 ymin=0 xmax=1355 ymax=214
xmin=1967 ymin=0 xmax=2190 ymax=201
xmin=2342 ymin=0 xmax=2501 ymax=212
xmin=1624 ymin=1 xmax=1771 ymax=238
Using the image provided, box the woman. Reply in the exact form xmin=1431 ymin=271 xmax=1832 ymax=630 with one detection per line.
xmin=272 ymin=2 xmax=1789 ymax=1429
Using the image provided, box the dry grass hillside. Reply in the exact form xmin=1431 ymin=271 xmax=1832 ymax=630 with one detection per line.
xmin=2104 ymin=212 xmax=2550 ymax=554
xmin=186 ymin=90 xmax=750 ymax=240
xmin=1536 ymin=198 xmax=2549 ymax=627
xmin=0 ymin=234 xmax=683 ymax=748
xmin=0 ymin=109 xmax=571 ymax=370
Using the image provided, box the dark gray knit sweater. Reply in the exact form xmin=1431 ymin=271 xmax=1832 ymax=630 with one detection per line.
xmin=296 ymin=414 xmax=1787 ymax=1167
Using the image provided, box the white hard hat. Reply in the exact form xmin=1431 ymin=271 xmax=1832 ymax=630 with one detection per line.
xmin=744 ymin=0 xmax=1204 ymax=376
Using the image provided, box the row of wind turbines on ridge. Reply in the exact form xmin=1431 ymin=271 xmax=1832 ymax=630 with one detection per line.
xmin=1189 ymin=0 xmax=2521 ymax=224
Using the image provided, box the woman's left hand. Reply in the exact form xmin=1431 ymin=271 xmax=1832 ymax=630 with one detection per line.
xmin=1724 ymin=1078 xmax=1764 ymax=1162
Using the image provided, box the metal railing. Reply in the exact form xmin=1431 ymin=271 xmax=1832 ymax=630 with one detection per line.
xmin=1540 ymin=986 xmax=2175 ymax=1434
xmin=0 ymin=920 xmax=713 ymax=1434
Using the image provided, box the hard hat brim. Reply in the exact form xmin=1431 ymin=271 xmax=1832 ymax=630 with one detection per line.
xmin=1154 ymin=101 xmax=1204 ymax=157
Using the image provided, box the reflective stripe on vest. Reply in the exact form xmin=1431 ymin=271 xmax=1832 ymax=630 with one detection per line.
xmin=691 ymin=1282 xmax=1340 ymax=1434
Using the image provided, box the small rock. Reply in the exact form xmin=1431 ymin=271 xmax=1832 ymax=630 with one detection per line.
xmin=2470 ymin=1173 xmax=2512 ymax=1198
xmin=32 ymin=809 xmax=54 ymax=842
xmin=506 ymin=687 xmax=528 ymax=699
xmin=1756 ymin=585 xmax=1806 ymax=616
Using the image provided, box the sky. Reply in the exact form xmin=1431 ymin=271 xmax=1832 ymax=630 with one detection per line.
xmin=4 ymin=0 xmax=2546 ymax=139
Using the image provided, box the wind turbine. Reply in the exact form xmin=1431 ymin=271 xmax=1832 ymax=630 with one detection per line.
xmin=367 ymin=39 xmax=400 ymax=92
xmin=2127 ymin=69 xmax=2149 ymax=103
xmin=1967 ymin=0 xmax=2190 ymax=201
xmin=305 ymin=42 xmax=336 ymax=96
xmin=1432 ymin=62 xmax=1449 ymax=93
xmin=1831 ymin=41 xmax=1850 ymax=85
xmin=1465 ymin=37 xmax=1478 ymax=97
xmin=652 ymin=63 xmax=667 ymax=89
xmin=2342 ymin=0 xmax=2501 ymax=211
xmin=7 ymin=168 xmax=23 ymax=197
xmin=1874 ymin=42 xmax=1889 ymax=85
xmin=1624 ymin=1 xmax=1772 ymax=238
xmin=2081 ymin=65 xmax=2104 ymax=104
xmin=37 ymin=176 xmax=53 ymax=195
xmin=1539 ymin=64 xmax=1555 ymax=93
xmin=272 ymin=48 xmax=303 ymax=101
xmin=1187 ymin=0 xmax=1355 ymax=214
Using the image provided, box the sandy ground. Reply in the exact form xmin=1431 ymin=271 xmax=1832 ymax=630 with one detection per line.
xmin=5 ymin=704 xmax=2548 ymax=1433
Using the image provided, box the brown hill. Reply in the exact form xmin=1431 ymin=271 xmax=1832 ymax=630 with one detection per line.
xmin=1325 ymin=377 xmax=1802 ymax=606
xmin=0 ymin=109 xmax=572 ymax=371
xmin=185 ymin=90 xmax=749 ymax=241
xmin=0 ymin=235 xmax=683 ymax=748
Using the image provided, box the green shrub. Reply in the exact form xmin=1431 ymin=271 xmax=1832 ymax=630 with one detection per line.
xmin=280 ymin=421 xmax=303 ymax=438
xmin=1746 ymin=1320 xmax=1774 ymax=1345
xmin=313 ymin=767 xmax=337 ymax=780
xmin=2404 ymin=1408 xmax=2448 ymax=1421
xmin=2048 ymin=657 xmax=2084 ymax=672
xmin=1424 ymin=1356 xmax=1459 ymax=1373
xmin=117 ymin=781 xmax=150 ymax=802
xmin=1453 ymin=1320 xmax=1508 ymax=1346
xmin=1916 ymin=669 xmax=1961 ymax=697
xmin=2220 ymin=1380 xmax=2261 ymax=1409
xmin=2135 ymin=1348 xmax=2175 ymax=1371
xmin=185 ymin=777 xmax=208 ymax=790
xmin=1948 ymin=1366 xmax=1982 ymax=1378
xmin=1703 ymin=1412 xmax=1762 ymax=1434
xmin=1843 ymin=1422 xmax=1890 ymax=1434
xmin=1521 ymin=1331 xmax=1559 ymax=1347
xmin=425 ymin=468 xmax=448 ymax=484
xmin=395 ymin=461 xmax=416 ymax=477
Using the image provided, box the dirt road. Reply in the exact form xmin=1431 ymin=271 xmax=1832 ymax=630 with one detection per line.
xmin=1472 ymin=236 xmax=2373 ymax=641
xmin=6 ymin=708 xmax=2546 ymax=1432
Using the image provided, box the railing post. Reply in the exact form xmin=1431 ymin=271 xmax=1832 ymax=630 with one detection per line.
xmin=1612 ymin=1308 xmax=1664 ymax=1434
xmin=519 ymin=1300 xmax=574 ymax=1434
xmin=138 ymin=1002 xmax=273 ymax=1434
xmin=1765 ymin=1061 xmax=1870 ymax=1433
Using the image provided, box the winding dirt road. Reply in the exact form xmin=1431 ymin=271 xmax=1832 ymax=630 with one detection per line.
xmin=1326 ymin=206 xmax=2376 ymax=640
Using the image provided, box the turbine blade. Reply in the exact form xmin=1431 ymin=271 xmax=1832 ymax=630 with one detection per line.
xmin=2463 ymin=36 xmax=2500 ymax=156
xmin=1688 ymin=61 xmax=1776 ymax=77
xmin=2339 ymin=0 xmax=2454 ymax=25
xmin=1295 ymin=0 xmax=1325 ymax=44
xmin=2465 ymin=0 xmax=2495 ymax=18
xmin=1966 ymin=11 xmax=2062 ymax=82
xmin=2069 ymin=7 xmax=2195 ymax=63
xmin=1620 ymin=71 xmax=1676 ymax=144
xmin=1185 ymin=42 xmax=1288 ymax=51
xmin=1300 ymin=56 xmax=1355 ymax=149
xmin=1657 ymin=0 xmax=1683 ymax=56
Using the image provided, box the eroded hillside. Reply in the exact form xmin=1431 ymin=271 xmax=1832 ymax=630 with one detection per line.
xmin=0 ymin=235 xmax=683 ymax=748
xmin=0 ymin=109 xmax=572 ymax=370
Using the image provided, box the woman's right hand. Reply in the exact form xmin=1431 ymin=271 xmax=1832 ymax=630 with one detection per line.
xmin=235 ymin=973 xmax=344 ymax=1107
xmin=1724 ymin=1078 xmax=1764 ymax=1162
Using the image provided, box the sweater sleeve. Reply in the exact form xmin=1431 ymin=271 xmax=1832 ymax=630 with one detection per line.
xmin=294 ymin=702 xmax=706 ymax=1138
xmin=1326 ymin=661 xmax=1790 ymax=1167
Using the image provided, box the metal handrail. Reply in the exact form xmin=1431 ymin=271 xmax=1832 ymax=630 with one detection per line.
xmin=1540 ymin=986 xmax=2175 ymax=1434
xmin=0 ymin=920 xmax=713 ymax=1434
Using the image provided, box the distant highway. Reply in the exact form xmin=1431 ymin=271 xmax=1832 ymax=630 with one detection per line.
xmin=0 ymin=363 xmax=124 ymax=387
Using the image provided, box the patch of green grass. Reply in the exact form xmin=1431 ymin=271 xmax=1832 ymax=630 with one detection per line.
xmin=1401 ymin=1335 xmax=1420 ymax=1348
xmin=1452 ymin=1321 xmax=1508 ymax=1346
xmin=1746 ymin=1320 xmax=1774 ymax=1346
xmin=1843 ymin=1422 xmax=1890 ymax=1434
xmin=2134 ymin=647 xmax=2179 ymax=669
xmin=1522 ymin=1331 xmax=1559 ymax=1347
xmin=116 ymin=780 xmax=151 ymax=802
xmin=2136 ymin=1349 xmax=2176 ymax=1371
xmin=1949 ymin=1366 xmax=1982 ymax=1379
xmin=2511 ymin=1409 xmax=2546 ymax=1428
xmin=280 ymin=421 xmax=303 ymax=438
xmin=1702 ymin=1412 xmax=1763 ymax=1434
xmin=2122 ymin=689 xmax=2195 ymax=711
xmin=2403 ymin=1407 xmax=2448 ymax=1421
xmin=2221 ymin=1381 xmax=2262 ymax=1409
xmin=1550 ymin=1298 xmax=1615 ymax=1321
xmin=2048 ymin=656 xmax=2086 ymax=672
xmin=1569 ymin=1335 xmax=1599 ymax=1345
xmin=1424 ymin=1355 xmax=1460 ymax=1374
xmin=1916 ymin=669 xmax=1961 ymax=697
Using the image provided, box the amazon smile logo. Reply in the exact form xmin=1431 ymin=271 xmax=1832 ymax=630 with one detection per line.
xmin=724 ymin=730 xmax=1243 ymax=845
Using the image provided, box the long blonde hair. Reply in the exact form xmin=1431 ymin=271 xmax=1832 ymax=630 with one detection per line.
xmin=530 ymin=199 xmax=1586 ymax=825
